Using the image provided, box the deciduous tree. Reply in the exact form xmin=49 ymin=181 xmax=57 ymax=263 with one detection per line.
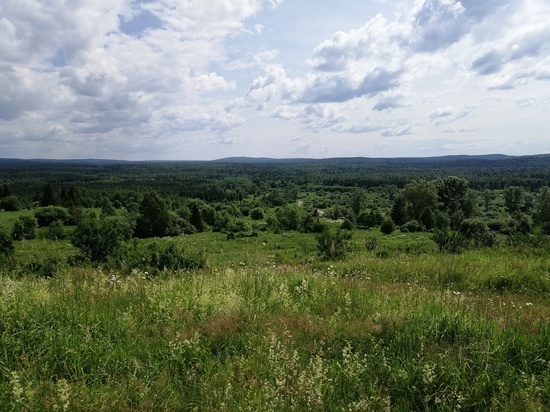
xmin=135 ymin=191 xmax=172 ymax=238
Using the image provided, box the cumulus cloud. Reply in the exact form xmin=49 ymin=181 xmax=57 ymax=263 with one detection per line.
xmin=242 ymin=0 xmax=533 ymax=116
xmin=471 ymin=27 xmax=550 ymax=77
xmin=271 ymin=103 xmax=347 ymax=132
xmin=0 ymin=0 xmax=280 ymax=156
xmin=1 ymin=0 xmax=549 ymax=159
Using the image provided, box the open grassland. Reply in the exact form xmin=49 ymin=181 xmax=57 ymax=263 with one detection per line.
xmin=1 ymin=237 xmax=549 ymax=411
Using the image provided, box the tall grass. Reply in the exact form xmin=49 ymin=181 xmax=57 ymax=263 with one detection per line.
xmin=1 ymin=249 xmax=549 ymax=410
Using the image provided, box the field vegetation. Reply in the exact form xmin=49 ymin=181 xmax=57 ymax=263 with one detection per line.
xmin=1 ymin=156 xmax=549 ymax=410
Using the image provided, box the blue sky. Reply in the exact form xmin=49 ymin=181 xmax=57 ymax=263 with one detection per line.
xmin=1 ymin=0 xmax=549 ymax=160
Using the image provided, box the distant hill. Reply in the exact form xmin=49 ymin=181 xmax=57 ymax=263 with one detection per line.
xmin=2 ymin=153 xmax=550 ymax=168
xmin=213 ymin=154 xmax=516 ymax=164
xmin=0 ymin=158 xmax=128 ymax=165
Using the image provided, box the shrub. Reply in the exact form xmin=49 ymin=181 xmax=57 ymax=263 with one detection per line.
xmin=486 ymin=217 xmax=509 ymax=233
xmin=0 ymin=231 xmax=14 ymax=258
xmin=357 ymin=210 xmax=383 ymax=228
xmin=432 ymin=230 xmax=469 ymax=254
xmin=380 ymin=217 xmax=396 ymax=235
xmin=512 ymin=214 xmax=532 ymax=235
xmin=124 ymin=242 xmax=205 ymax=272
xmin=34 ymin=206 xmax=69 ymax=227
xmin=316 ymin=228 xmax=351 ymax=260
xmin=302 ymin=215 xmax=325 ymax=233
xmin=340 ymin=218 xmax=355 ymax=231
xmin=250 ymin=207 xmax=264 ymax=220
xmin=11 ymin=215 xmax=38 ymax=240
xmin=71 ymin=215 xmax=133 ymax=262
xmin=365 ymin=236 xmax=377 ymax=251
xmin=275 ymin=204 xmax=304 ymax=231
xmin=25 ymin=257 xmax=67 ymax=278
xmin=459 ymin=218 xmax=496 ymax=248
xmin=46 ymin=220 xmax=66 ymax=240
xmin=0 ymin=196 xmax=21 ymax=211
xmin=400 ymin=219 xmax=422 ymax=233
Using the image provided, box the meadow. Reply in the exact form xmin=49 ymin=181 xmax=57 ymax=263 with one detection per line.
xmin=1 ymin=227 xmax=549 ymax=411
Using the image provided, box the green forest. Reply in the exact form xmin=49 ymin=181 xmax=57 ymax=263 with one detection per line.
xmin=1 ymin=155 xmax=549 ymax=411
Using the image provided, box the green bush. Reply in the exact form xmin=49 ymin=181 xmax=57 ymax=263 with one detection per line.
xmin=250 ymin=207 xmax=264 ymax=220
xmin=71 ymin=215 xmax=134 ymax=262
xmin=302 ymin=214 xmax=325 ymax=233
xmin=124 ymin=242 xmax=205 ymax=272
xmin=365 ymin=236 xmax=378 ymax=251
xmin=24 ymin=257 xmax=67 ymax=278
xmin=0 ymin=231 xmax=14 ymax=258
xmin=0 ymin=196 xmax=21 ymax=211
xmin=34 ymin=206 xmax=69 ymax=227
xmin=11 ymin=215 xmax=38 ymax=240
xmin=380 ymin=217 xmax=396 ymax=235
xmin=400 ymin=219 xmax=422 ymax=233
xmin=432 ymin=230 xmax=469 ymax=254
xmin=340 ymin=218 xmax=355 ymax=231
xmin=316 ymin=228 xmax=351 ymax=260
xmin=46 ymin=220 xmax=66 ymax=240
xmin=459 ymin=218 xmax=496 ymax=247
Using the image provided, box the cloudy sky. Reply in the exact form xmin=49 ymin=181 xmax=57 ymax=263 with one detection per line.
xmin=1 ymin=0 xmax=549 ymax=160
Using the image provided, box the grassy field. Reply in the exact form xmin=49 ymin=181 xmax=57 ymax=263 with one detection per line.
xmin=1 ymin=226 xmax=549 ymax=411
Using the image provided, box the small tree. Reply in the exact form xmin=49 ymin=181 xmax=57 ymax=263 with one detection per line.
xmin=101 ymin=199 xmax=117 ymax=216
xmin=71 ymin=215 xmax=133 ymax=262
xmin=390 ymin=194 xmax=408 ymax=226
xmin=275 ymin=204 xmax=304 ymax=231
xmin=189 ymin=202 xmax=206 ymax=232
xmin=40 ymin=183 xmax=57 ymax=206
xmin=11 ymin=215 xmax=38 ymax=240
xmin=435 ymin=176 xmax=469 ymax=215
xmin=503 ymin=186 xmax=524 ymax=213
xmin=403 ymin=181 xmax=438 ymax=224
xmin=365 ymin=236 xmax=377 ymax=251
xmin=350 ymin=188 xmax=367 ymax=217
xmin=135 ymin=191 xmax=172 ymax=238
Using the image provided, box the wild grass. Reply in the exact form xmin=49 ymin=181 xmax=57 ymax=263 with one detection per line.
xmin=1 ymin=235 xmax=549 ymax=411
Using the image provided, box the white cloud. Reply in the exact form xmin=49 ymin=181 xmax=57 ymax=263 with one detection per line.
xmin=429 ymin=106 xmax=471 ymax=126
xmin=1 ymin=0 xmax=549 ymax=159
xmin=0 ymin=0 xmax=281 ymax=157
xmin=381 ymin=126 xmax=415 ymax=137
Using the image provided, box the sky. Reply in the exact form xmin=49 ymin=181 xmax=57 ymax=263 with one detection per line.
xmin=1 ymin=0 xmax=550 ymax=160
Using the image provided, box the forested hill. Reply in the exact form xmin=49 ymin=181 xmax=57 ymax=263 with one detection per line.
xmin=2 ymin=154 xmax=550 ymax=197
xmin=213 ymin=153 xmax=550 ymax=167
xmin=1 ymin=153 xmax=550 ymax=167
xmin=215 ymin=154 xmax=511 ymax=163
